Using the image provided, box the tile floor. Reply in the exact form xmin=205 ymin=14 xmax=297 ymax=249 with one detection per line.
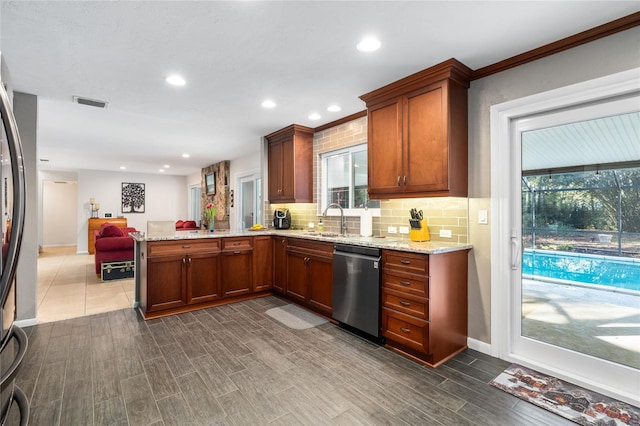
xmin=37 ymin=247 xmax=134 ymax=323
xmin=12 ymin=297 xmax=574 ymax=426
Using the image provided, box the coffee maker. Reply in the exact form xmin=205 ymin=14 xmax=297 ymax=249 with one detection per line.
xmin=273 ymin=208 xmax=291 ymax=229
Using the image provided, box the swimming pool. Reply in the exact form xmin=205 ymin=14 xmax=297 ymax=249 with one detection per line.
xmin=522 ymin=249 xmax=640 ymax=292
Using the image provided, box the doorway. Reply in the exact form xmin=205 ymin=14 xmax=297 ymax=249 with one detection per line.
xmin=42 ymin=180 xmax=77 ymax=247
xmin=491 ymin=69 xmax=640 ymax=404
xmin=237 ymin=172 xmax=262 ymax=230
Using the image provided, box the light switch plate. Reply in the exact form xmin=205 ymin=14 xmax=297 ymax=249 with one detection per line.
xmin=439 ymin=229 xmax=452 ymax=238
xmin=399 ymin=226 xmax=409 ymax=234
xmin=387 ymin=226 xmax=398 ymax=234
xmin=478 ymin=210 xmax=488 ymax=224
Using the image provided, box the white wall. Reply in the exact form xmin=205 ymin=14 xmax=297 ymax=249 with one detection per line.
xmin=42 ymin=180 xmax=77 ymax=247
xmin=76 ymin=170 xmax=188 ymax=253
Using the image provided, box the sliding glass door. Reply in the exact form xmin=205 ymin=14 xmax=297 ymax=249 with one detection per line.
xmin=492 ymin=70 xmax=640 ymax=404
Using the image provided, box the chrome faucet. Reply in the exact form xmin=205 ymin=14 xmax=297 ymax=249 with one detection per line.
xmin=322 ymin=203 xmax=346 ymax=235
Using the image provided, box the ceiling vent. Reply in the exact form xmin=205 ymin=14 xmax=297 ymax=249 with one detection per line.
xmin=73 ymin=96 xmax=108 ymax=108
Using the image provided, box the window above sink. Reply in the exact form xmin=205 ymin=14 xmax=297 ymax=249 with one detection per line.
xmin=319 ymin=143 xmax=380 ymax=217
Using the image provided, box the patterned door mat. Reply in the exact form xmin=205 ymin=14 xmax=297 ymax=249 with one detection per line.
xmin=491 ymin=364 xmax=639 ymax=425
xmin=265 ymin=304 xmax=328 ymax=330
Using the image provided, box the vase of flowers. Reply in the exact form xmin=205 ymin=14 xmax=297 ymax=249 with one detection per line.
xmin=205 ymin=202 xmax=217 ymax=232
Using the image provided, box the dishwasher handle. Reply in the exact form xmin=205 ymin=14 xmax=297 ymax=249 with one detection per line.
xmin=333 ymin=250 xmax=381 ymax=265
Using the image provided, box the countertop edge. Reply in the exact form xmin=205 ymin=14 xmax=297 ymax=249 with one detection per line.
xmin=129 ymin=230 xmax=472 ymax=255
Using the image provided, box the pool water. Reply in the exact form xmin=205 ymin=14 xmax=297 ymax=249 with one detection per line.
xmin=522 ymin=249 xmax=640 ymax=292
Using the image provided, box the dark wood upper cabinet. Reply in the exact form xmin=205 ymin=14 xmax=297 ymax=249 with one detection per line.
xmin=360 ymin=58 xmax=472 ymax=199
xmin=266 ymin=124 xmax=314 ymax=203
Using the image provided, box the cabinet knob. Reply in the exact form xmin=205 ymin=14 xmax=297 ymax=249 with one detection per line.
xmin=400 ymin=327 xmax=411 ymax=334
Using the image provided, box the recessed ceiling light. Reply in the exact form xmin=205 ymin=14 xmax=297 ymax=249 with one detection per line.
xmin=308 ymin=113 xmax=321 ymax=120
xmin=159 ymin=169 xmax=165 ymax=172
xmin=165 ymin=75 xmax=186 ymax=86
xmin=356 ymin=36 xmax=381 ymax=52
xmin=182 ymin=153 xmax=190 ymax=158
xmin=163 ymin=164 xmax=170 ymax=168
xmin=261 ymin=99 xmax=276 ymax=108
xmin=119 ymin=166 xmax=126 ymax=170
xmin=327 ymin=105 xmax=342 ymax=112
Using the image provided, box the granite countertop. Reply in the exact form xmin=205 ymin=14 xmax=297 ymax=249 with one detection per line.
xmin=129 ymin=229 xmax=471 ymax=255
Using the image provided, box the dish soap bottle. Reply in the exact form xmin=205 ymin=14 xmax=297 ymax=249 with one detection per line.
xmin=317 ymin=219 xmax=324 ymax=232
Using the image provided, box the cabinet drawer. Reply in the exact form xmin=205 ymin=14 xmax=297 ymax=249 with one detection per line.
xmin=382 ymin=288 xmax=428 ymax=320
xmin=383 ymin=251 xmax=428 ymax=275
xmin=382 ymin=272 xmax=428 ymax=298
xmin=222 ymin=237 xmax=253 ymax=250
xmin=382 ymin=308 xmax=429 ymax=354
xmin=148 ymin=239 xmax=220 ymax=256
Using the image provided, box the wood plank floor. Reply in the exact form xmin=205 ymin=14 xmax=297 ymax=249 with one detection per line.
xmin=12 ymin=296 xmax=573 ymax=425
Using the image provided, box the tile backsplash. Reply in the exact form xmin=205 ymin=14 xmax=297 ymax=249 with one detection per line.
xmin=266 ymin=197 xmax=468 ymax=243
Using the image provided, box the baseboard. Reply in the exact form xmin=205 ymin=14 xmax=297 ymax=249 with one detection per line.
xmin=14 ymin=317 xmax=37 ymax=328
xmin=77 ymin=250 xmax=89 ymax=255
xmin=467 ymin=337 xmax=492 ymax=355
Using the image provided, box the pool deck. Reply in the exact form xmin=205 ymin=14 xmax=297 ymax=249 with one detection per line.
xmin=523 ymin=278 xmax=640 ymax=370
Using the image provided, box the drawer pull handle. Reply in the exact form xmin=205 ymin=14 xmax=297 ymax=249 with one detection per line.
xmin=399 ymin=301 xmax=410 ymax=307
xmin=399 ymin=280 xmax=411 ymax=286
xmin=234 ymin=250 xmax=241 ymax=254
xmin=233 ymin=242 xmax=241 ymax=245
xmin=400 ymin=260 xmax=411 ymax=265
xmin=400 ymin=327 xmax=411 ymax=333
xmin=397 ymin=176 xmax=401 ymax=186
xmin=182 ymin=245 xmax=191 ymax=249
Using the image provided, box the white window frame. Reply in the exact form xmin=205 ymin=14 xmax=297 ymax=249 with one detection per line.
xmin=319 ymin=144 xmax=380 ymax=217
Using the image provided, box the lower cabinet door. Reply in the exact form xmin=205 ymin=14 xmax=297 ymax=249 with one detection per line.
xmin=221 ymin=250 xmax=253 ymax=298
xmin=147 ymin=255 xmax=187 ymax=312
xmin=253 ymin=235 xmax=273 ymax=292
xmin=306 ymin=256 xmax=333 ymax=316
xmin=285 ymin=251 xmax=307 ymax=303
xmin=382 ymin=307 xmax=430 ymax=354
xmin=273 ymin=237 xmax=287 ymax=293
xmin=187 ymin=252 xmax=220 ymax=304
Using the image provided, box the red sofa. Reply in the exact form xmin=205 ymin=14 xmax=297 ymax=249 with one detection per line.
xmin=94 ymin=222 xmax=137 ymax=275
xmin=176 ymin=220 xmax=199 ymax=230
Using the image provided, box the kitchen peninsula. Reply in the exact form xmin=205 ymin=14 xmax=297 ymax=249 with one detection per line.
xmin=132 ymin=229 xmax=471 ymax=367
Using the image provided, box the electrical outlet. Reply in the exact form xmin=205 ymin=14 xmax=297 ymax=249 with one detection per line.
xmin=399 ymin=226 xmax=409 ymax=234
xmin=387 ymin=226 xmax=398 ymax=234
xmin=308 ymin=222 xmax=315 ymax=229
xmin=439 ymin=229 xmax=452 ymax=238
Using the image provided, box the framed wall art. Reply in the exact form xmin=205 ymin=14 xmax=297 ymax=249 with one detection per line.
xmin=122 ymin=182 xmax=145 ymax=213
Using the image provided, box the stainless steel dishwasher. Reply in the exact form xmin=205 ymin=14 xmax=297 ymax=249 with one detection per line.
xmin=332 ymin=243 xmax=381 ymax=338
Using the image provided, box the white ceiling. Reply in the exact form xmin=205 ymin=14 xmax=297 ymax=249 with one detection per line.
xmin=1 ymin=1 xmax=638 ymax=176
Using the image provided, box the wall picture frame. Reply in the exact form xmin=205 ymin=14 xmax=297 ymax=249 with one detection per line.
xmin=122 ymin=182 xmax=145 ymax=213
xmin=205 ymin=172 xmax=216 ymax=195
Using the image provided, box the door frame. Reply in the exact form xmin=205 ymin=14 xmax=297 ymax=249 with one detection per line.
xmin=490 ymin=67 xmax=640 ymax=404
xmin=235 ymin=169 xmax=260 ymax=231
